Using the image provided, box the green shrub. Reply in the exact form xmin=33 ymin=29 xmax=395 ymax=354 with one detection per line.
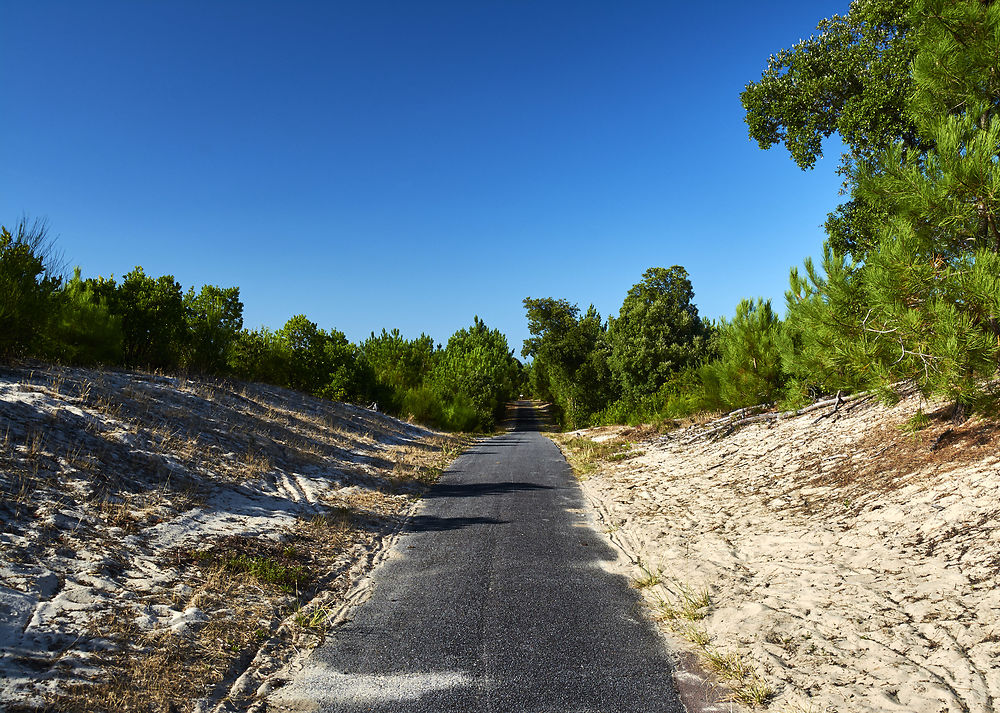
xmin=439 ymin=392 xmax=482 ymax=432
xmin=0 ymin=219 xmax=61 ymax=359
xmin=114 ymin=267 xmax=186 ymax=369
xmin=46 ymin=268 xmax=123 ymax=365
xmin=183 ymin=284 xmax=243 ymax=374
xmin=701 ymin=298 xmax=785 ymax=410
xmin=227 ymin=327 xmax=288 ymax=385
xmin=401 ymin=386 xmax=444 ymax=426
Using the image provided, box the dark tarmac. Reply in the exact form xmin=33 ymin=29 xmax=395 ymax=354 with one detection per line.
xmin=269 ymin=401 xmax=685 ymax=713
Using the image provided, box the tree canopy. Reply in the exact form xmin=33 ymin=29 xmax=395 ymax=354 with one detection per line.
xmin=741 ymin=0 xmax=920 ymax=257
xmin=522 ymin=297 xmax=614 ymax=428
xmin=606 ymin=266 xmax=709 ymax=397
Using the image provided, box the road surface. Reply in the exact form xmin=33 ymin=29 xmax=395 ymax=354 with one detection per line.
xmin=269 ymin=402 xmax=685 ymax=712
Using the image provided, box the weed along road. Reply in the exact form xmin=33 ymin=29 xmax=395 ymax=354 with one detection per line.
xmin=269 ymin=402 xmax=685 ymax=713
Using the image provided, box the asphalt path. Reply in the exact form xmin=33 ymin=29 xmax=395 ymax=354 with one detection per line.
xmin=269 ymin=402 xmax=684 ymax=713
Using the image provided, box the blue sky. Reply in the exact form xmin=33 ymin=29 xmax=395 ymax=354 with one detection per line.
xmin=1 ymin=0 xmax=850 ymax=353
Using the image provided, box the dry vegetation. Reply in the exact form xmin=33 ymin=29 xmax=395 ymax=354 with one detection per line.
xmin=0 ymin=362 xmax=469 ymax=713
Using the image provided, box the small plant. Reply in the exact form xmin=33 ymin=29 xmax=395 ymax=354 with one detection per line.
xmin=554 ymin=435 xmax=634 ymax=477
xmin=655 ymin=582 xmax=711 ymax=622
xmin=295 ymin=606 xmax=333 ymax=631
xmin=222 ymin=555 xmax=308 ymax=593
xmin=702 ymin=646 xmax=774 ymax=708
xmin=900 ymin=407 xmax=931 ymax=436
xmin=307 ymin=506 xmax=354 ymax=532
xmin=242 ymin=448 xmax=272 ymax=478
xmin=631 ymin=563 xmax=662 ymax=589
xmin=26 ymin=430 xmax=45 ymax=458
xmin=679 ymin=625 xmax=711 ymax=647
xmin=703 ymin=648 xmax=754 ymax=679
xmin=731 ymin=677 xmax=775 ymax=708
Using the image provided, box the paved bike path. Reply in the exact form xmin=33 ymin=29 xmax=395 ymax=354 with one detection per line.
xmin=269 ymin=403 xmax=684 ymax=712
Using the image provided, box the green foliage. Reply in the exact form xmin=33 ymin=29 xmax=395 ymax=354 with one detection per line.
xmin=429 ymin=316 xmax=519 ymax=431
xmin=362 ymin=329 xmax=437 ymax=410
xmin=780 ymin=244 xmax=879 ymax=396
xmin=741 ymin=0 xmax=920 ymax=257
xmin=733 ymin=0 xmax=1000 ymax=418
xmin=222 ymin=554 xmax=308 ymax=593
xmin=400 ymin=386 xmax=445 ymax=426
xmin=276 ymin=314 xmax=329 ymax=393
xmin=0 ymin=218 xmax=510 ymax=431
xmin=522 ymin=297 xmax=615 ymax=428
xmin=183 ymin=284 xmax=243 ymax=374
xmin=47 ymin=268 xmax=123 ymax=365
xmin=274 ymin=315 xmax=369 ymax=402
xmin=438 ymin=391 xmax=482 ymax=432
xmin=227 ymin=327 xmax=288 ymax=385
xmin=846 ymin=1 xmax=1000 ymax=407
xmin=856 ymin=221 xmax=1000 ymax=407
xmin=0 ymin=219 xmax=61 ymax=359
xmin=606 ymin=266 xmax=709 ymax=397
xmin=907 ymin=0 xmax=1000 ymax=125
xmin=595 ymin=367 xmax=706 ymax=425
xmin=701 ymin=299 xmax=785 ymax=410
xmin=741 ymin=0 xmax=916 ymax=171
xmin=113 ymin=267 xmax=186 ymax=369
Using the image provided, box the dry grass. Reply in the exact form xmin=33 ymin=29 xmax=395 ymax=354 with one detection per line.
xmin=647 ymin=581 xmax=771 ymax=707
xmin=548 ymin=434 xmax=643 ymax=478
xmin=0 ymin=363 xmax=471 ymax=713
xmin=785 ymin=401 xmax=1000 ymax=510
xmin=653 ymin=582 xmax=711 ymax=623
xmin=53 ymin=586 xmax=273 ymax=713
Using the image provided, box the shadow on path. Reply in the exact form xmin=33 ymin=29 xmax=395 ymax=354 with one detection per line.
xmin=423 ymin=481 xmax=555 ymax=499
xmin=405 ymin=514 xmax=509 ymax=532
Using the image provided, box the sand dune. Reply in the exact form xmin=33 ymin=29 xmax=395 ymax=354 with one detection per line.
xmin=566 ymin=393 xmax=1000 ymax=712
xmin=0 ymin=363 xmax=458 ymax=712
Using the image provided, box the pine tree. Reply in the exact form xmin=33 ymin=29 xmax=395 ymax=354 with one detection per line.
xmin=850 ymin=0 xmax=1000 ymax=411
xmin=780 ymin=244 xmax=890 ymax=399
xmin=702 ymin=298 xmax=785 ymax=409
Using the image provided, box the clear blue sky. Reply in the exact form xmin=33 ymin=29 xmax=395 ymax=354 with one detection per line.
xmin=1 ymin=0 xmax=850 ymax=353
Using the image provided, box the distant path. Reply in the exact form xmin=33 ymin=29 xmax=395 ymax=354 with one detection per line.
xmin=269 ymin=401 xmax=685 ymax=712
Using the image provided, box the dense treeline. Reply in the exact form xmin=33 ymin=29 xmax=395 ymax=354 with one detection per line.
xmin=526 ymin=0 xmax=1000 ymax=428
xmin=0 ymin=220 xmax=522 ymax=431
xmin=6 ymin=1 xmax=996 ymax=434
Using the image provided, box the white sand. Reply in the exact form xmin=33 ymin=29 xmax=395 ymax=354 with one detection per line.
xmin=570 ymin=394 xmax=1000 ymax=712
xmin=0 ymin=364 xmax=438 ymax=710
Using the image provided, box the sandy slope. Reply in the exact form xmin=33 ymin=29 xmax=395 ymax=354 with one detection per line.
xmin=0 ymin=363 xmax=457 ymax=712
xmin=565 ymin=394 xmax=1000 ymax=713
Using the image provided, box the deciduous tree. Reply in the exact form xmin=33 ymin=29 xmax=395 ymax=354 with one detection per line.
xmin=606 ymin=266 xmax=709 ymax=397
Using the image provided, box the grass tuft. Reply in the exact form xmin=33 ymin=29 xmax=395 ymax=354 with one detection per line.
xmin=221 ymin=554 xmax=309 ymax=593
xmin=549 ymin=435 xmax=637 ymax=477
xmin=654 ymin=582 xmax=711 ymax=622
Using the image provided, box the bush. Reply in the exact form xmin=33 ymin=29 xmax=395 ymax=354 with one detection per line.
xmin=46 ymin=268 xmax=123 ymax=365
xmin=439 ymin=392 xmax=482 ymax=432
xmin=0 ymin=219 xmax=61 ymax=359
xmin=401 ymin=386 xmax=445 ymax=426
xmin=227 ymin=328 xmax=288 ymax=385
xmin=114 ymin=267 xmax=186 ymax=369
xmin=701 ymin=298 xmax=785 ymax=410
xmin=183 ymin=285 xmax=243 ymax=374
